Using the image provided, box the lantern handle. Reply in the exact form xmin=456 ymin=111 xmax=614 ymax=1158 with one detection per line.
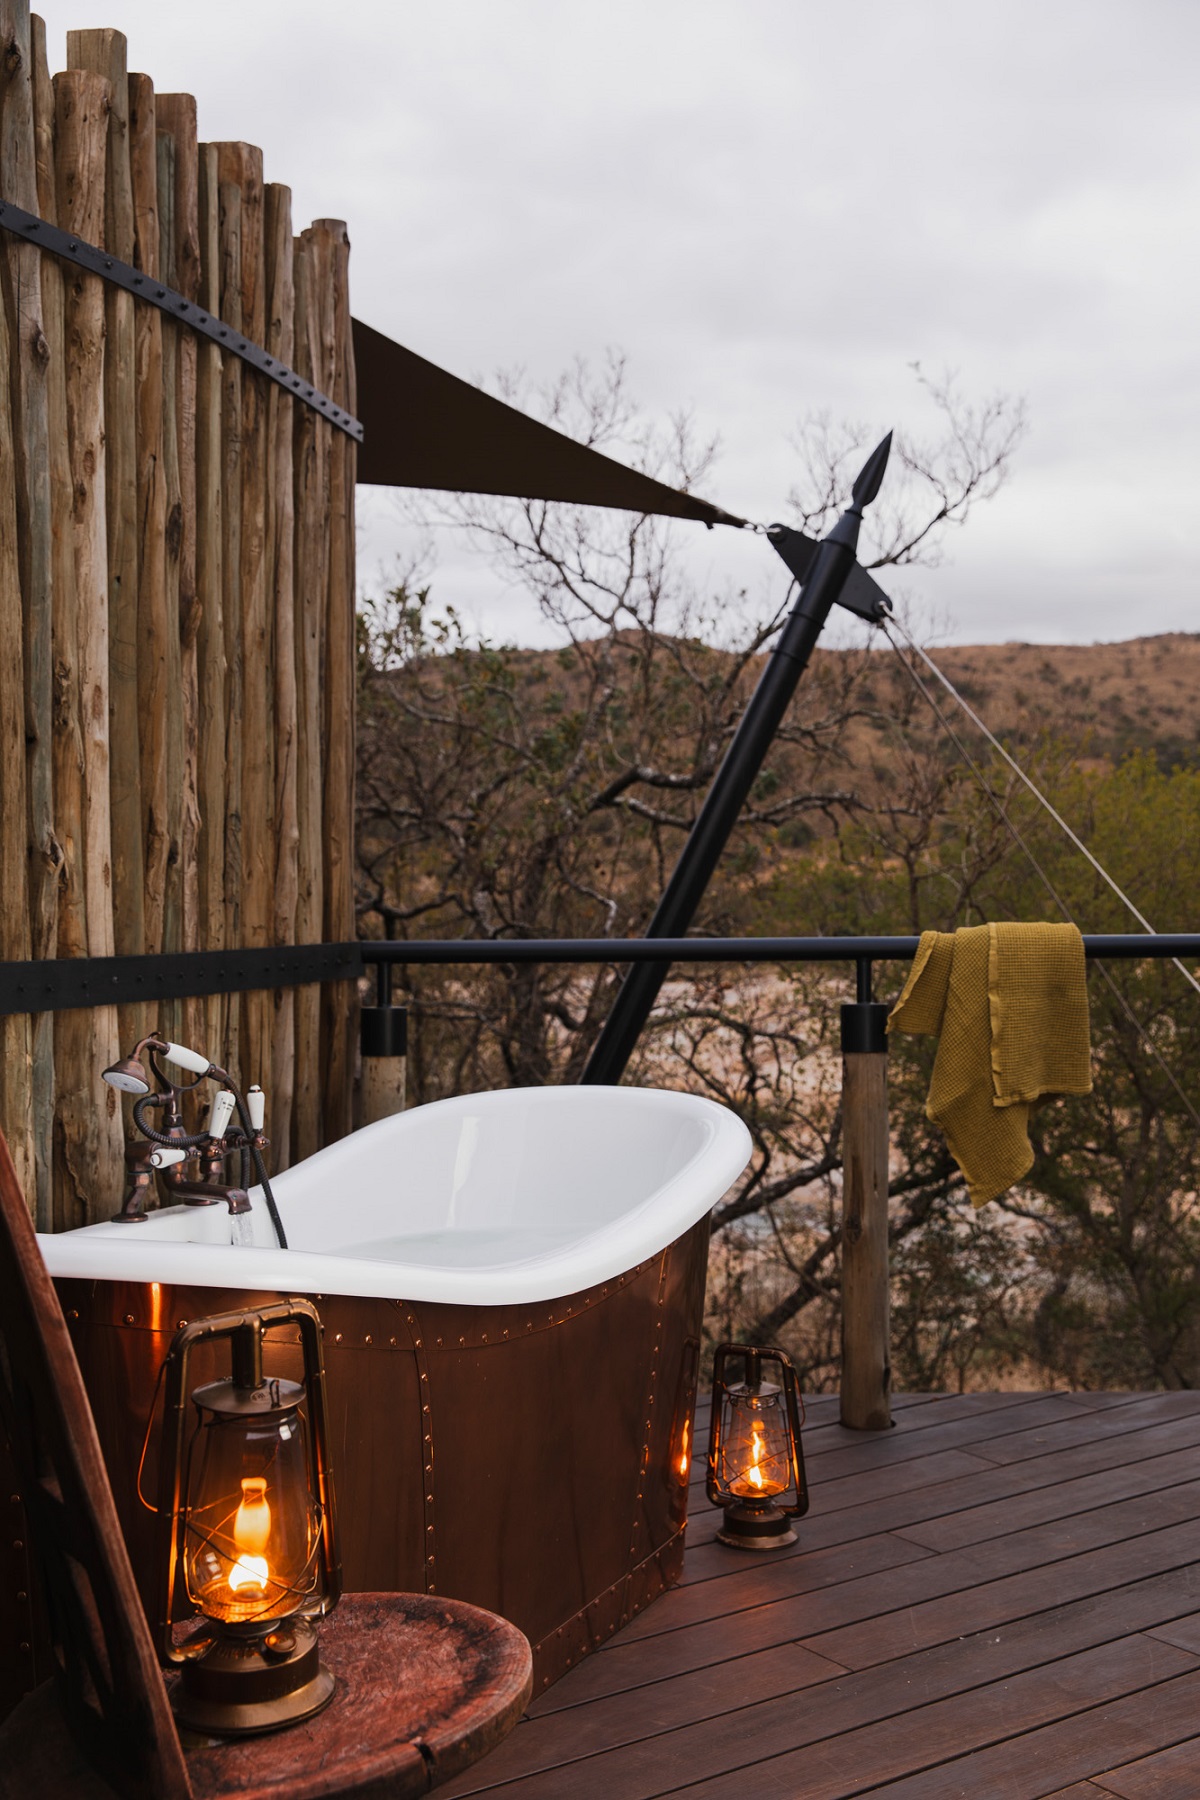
xmin=778 ymin=1357 xmax=810 ymax=1522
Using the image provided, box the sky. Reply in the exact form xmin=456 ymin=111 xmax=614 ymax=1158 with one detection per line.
xmin=37 ymin=0 xmax=1200 ymax=648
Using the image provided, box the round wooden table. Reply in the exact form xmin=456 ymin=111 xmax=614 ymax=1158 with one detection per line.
xmin=0 ymin=1593 xmax=532 ymax=1800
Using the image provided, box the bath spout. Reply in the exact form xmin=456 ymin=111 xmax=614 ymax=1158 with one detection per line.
xmin=170 ymin=1178 xmax=252 ymax=1215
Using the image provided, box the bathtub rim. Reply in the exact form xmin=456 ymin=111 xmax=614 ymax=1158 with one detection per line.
xmin=37 ymin=1084 xmax=751 ymax=1305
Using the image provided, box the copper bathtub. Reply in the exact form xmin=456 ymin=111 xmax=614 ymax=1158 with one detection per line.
xmin=38 ymin=1086 xmax=750 ymax=1691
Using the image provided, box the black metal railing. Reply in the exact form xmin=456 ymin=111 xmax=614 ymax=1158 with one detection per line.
xmin=1 ymin=934 xmax=1198 ymax=1017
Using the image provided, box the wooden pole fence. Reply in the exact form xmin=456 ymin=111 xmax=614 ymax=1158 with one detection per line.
xmin=0 ymin=2 xmax=358 ymax=1225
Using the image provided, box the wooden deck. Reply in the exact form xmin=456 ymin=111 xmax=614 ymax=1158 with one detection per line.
xmin=442 ymin=1390 xmax=1200 ymax=1799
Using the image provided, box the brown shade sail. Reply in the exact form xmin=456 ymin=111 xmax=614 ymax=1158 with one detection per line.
xmin=352 ymin=317 xmax=748 ymax=529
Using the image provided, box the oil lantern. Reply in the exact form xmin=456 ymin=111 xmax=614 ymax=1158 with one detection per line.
xmin=706 ymin=1342 xmax=808 ymax=1550
xmin=155 ymin=1299 xmax=341 ymax=1735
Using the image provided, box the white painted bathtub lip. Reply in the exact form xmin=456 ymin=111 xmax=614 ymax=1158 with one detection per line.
xmin=37 ymin=1086 xmax=752 ymax=1305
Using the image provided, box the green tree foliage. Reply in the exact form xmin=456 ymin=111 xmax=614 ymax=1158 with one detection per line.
xmin=761 ymin=737 xmax=1200 ymax=1390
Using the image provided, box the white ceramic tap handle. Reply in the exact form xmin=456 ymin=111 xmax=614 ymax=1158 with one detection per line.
xmin=207 ymin=1089 xmax=236 ymax=1140
xmin=247 ymin=1085 xmax=265 ymax=1131
xmin=148 ymin=1146 xmax=187 ymax=1169
xmin=162 ymin=1041 xmax=211 ymax=1076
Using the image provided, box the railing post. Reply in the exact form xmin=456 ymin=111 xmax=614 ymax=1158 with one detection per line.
xmin=359 ymin=957 xmax=407 ymax=1125
xmin=839 ymin=959 xmax=892 ymax=1431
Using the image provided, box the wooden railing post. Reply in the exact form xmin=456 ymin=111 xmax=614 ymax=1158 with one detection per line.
xmin=840 ymin=960 xmax=892 ymax=1430
xmin=359 ymin=957 xmax=407 ymax=1124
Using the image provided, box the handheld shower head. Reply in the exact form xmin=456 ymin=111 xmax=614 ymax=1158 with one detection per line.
xmin=101 ymin=1033 xmax=171 ymax=1096
xmin=101 ymin=1054 xmax=155 ymax=1096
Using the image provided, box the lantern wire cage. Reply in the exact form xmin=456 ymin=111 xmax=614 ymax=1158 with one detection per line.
xmin=706 ymin=1342 xmax=808 ymax=1551
xmin=152 ymin=1299 xmax=342 ymax=1736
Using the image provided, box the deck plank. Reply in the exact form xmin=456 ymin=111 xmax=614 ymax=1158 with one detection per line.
xmin=1042 ymin=1788 xmax=1123 ymax=1799
xmin=854 ymin=1667 xmax=1200 ymax=1798
xmin=895 ymin=1442 xmax=1200 ymax=1553
xmin=447 ymin=1639 xmax=1199 ymax=1800
xmin=1088 ymin=1738 xmax=1200 ymax=1798
xmin=1040 ymin=1788 xmax=1125 ymax=1799
xmin=450 ymin=1393 xmax=1200 ymax=1800
xmin=534 ymin=1561 xmax=1200 ymax=1724
xmin=448 ymin=1572 xmax=1200 ymax=1794
xmin=773 ymin=1392 xmax=1125 ymax=1485
xmin=967 ymin=1392 xmax=1200 ymax=1466
xmin=804 ymin=1515 xmax=1200 ymax=1670
xmin=644 ymin=1480 xmax=1200 ymax=1657
xmin=607 ymin=1530 xmax=935 ymax=1645
xmin=1143 ymin=1609 xmax=1200 ymax=1656
xmin=683 ymin=1414 xmax=1200 ymax=1569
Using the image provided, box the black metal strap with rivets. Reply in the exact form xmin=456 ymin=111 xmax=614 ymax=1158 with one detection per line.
xmin=0 ymin=196 xmax=362 ymax=442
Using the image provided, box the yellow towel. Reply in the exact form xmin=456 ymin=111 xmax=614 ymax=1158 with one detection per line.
xmin=888 ymin=922 xmax=1092 ymax=1206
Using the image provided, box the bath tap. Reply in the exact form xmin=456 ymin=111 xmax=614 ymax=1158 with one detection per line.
xmin=105 ymin=1054 xmax=251 ymax=1221
xmin=112 ymin=1140 xmax=190 ymax=1223
xmin=101 ymin=1036 xmax=288 ymax=1246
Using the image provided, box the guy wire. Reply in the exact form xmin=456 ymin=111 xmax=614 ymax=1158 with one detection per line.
xmin=884 ymin=612 xmax=1200 ymax=1004
xmin=879 ymin=615 xmax=1200 ymax=1134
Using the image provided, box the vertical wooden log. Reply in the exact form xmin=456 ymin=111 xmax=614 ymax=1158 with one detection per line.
xmin=66 ymin=30 xmax=144 ymax=1062
xmin=266 ymin=183 xmax=297 ymax=1166
xmin=291 ymin=229 xmax=327 ymax=1161
xmin=128 ymin=73 xmax=169 ymax=969
xmin=0 ymin=0 xmax=33 ymax=1203
xmin=156 ymin=123 xmax=184 ymax=1013
xmin=30 ymin=8 xmax=51 ymax=213
xmin=53 ymin=67 xmax=124 ymax=1220
xmin=158 ymin=96 xmax=201 ymax=1056
xmin=315 ymin=218 xmax=355 ymax=1144
xmin=839 ymin=993 xmax=892 ymax=1431
xmin=216 ymin=168 xmax=242 ymax=1076
xmin=195 ymin=143 xmax=224 ymax=1061
xmin=35 ymin=22 xmax=86 ymax=1228
xmin=323 ymin=214 xmax=352 ymax=1137
xmin=1 ymin=0 xmax=56 ymax=1217
xmin=216 ymin=142 xmax=270 ymax=1096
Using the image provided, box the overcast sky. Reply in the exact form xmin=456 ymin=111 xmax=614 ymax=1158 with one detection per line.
xmin=39 ymin=1 xmax=1200 ymax=647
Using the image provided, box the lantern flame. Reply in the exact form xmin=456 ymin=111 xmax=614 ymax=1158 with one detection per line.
xmin=227 ymin=1476 xmax=272 ymax=1595
xmin=747 ymin=1419 xmax=766 ymax=1490
xmin=678 ymin=1415 xmax=691 ymax=1479
xmin=228 ymin=1553 xmax=270 ymax=1594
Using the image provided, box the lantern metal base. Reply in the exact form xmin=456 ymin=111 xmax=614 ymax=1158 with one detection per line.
xmin=171 ymin=1617 xmax=336 ymax=1737
xmin=716 ymin=1500 xmax=797 ymax=1551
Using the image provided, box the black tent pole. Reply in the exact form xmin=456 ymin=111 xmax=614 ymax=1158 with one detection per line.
xmin=580 ymin=433 xmax=892 ymax=1087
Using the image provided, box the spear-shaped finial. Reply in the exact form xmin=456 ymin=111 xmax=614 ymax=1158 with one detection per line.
xmin=850 ymin=431 xmax=893 ymax=514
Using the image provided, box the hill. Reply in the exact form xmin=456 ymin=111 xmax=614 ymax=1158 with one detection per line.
xmin=849 ymin=632 xmax=1200 ymax=770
